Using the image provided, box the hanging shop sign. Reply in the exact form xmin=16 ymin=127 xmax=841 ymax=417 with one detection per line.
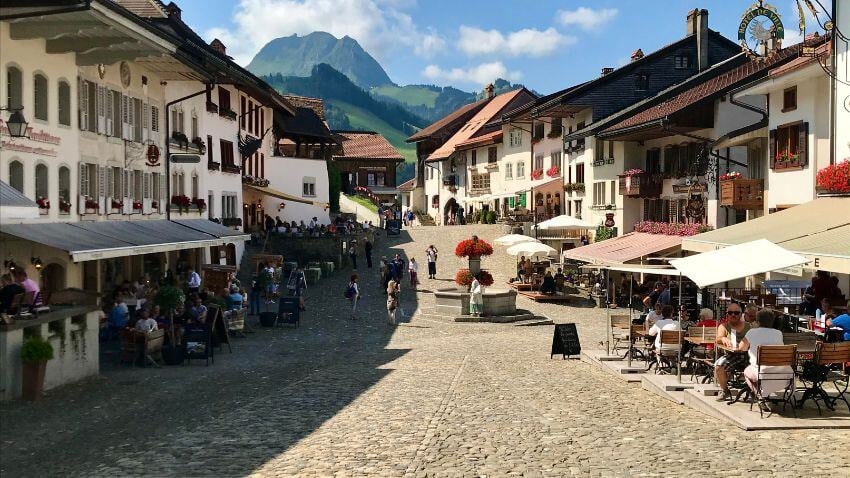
xmin=738 ymin=2 xmax=784 ymax=56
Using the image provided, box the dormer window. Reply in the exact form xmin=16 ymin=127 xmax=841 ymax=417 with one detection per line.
xmin=635 ymin=74 xmax=650 ymax=91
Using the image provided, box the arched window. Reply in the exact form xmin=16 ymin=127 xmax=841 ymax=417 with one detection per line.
xmin=58 ymin=81 xmax=71 ymax=126
xmin=9 ymin=160 xmax=24 ymax=193
xmin=6 ymin=65 xmax=22 ymax=110
xmin=191 ymin=174 xmax=199 ymax=199
xmin=35 ymin=164 xmax=48 ymax=200
xmin=34 ymin=73 xmax=48 ymax=121
xmin=59 ymin=166 xmax=70 ymax=211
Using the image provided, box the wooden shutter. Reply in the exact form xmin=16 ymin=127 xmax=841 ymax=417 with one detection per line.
xmin=798 ymin=122 xmax=809 ymax=167
xmin=79 ymin=163 xmax=88 ymax=197
xmin=143 ymin=172 xmax=151 ymax=198
xmin=142 ymin=102 xmax=149 ymax=141
xmin=97 ymin=166 xmax=106 ymax=213
xmin=96 ymin=86 xmax=105 ymax=134
xmin=78 ymin=78 xmax=88 ymax=132
xmin=769 ymin=128 xmax=777 ymax=168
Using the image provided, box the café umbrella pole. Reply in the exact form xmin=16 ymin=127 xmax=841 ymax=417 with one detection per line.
xmin=605 ymin=269 xmax=611 ymax=355
xmin=628 ymin=275 xmax=634 ymax=367
xmin=677 ymin=272 xmax=683 ymax=383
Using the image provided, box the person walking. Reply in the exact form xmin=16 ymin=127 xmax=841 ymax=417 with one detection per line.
xmin=365 ymin=240 xmax=373 ymax=268
xmin=348 ymin=242 xmax=358 ymax=269
xmin=408 ymin=258 xmax=419 ymax=287
xmin=469 ymin=276 xmax=484 ymax=317
xmin=380 ymin=256 xmax=390 ymax=292
xmin=287 ymin=266 xmax=307 ymax=311
xmin=346 ymin=274 xmax=360 ymax=320
xmin=249 ymin=277 xmax=262 ymax=316
xmin=386 ymin=277 xmax=400 ymax=325
xmin=425 ymin=245 xmax=438 ymax=279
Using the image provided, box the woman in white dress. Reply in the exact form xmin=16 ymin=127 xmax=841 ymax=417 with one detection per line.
xmin=469 ymin=277 xmax=483 ymax=317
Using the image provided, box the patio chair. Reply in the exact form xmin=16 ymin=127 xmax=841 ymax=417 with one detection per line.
xmin=626 ymin=324 xmax=648 ymax=362
xmin=800 ymin=342 xmax=850 ymax=414
xmin=748 ymin=344 xmax=797 ymax=418
xmin=686 ymin=326 xmax=716 ymax=383
xmin=654 ymin=330 xmax=685 ymax=375
xmin=782 ymin=332 xmax=819 ymax=363
xmin=610 ymin=315 xmax=631 ymax=354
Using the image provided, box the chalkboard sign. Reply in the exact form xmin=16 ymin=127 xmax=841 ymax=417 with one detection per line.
xmin=183 ymin=323 xmax=212 ymax=366
xmin=551 ymin=323 xmax=581 ymax=359
xmin=206 ymin=305 xmax=232 ymax=353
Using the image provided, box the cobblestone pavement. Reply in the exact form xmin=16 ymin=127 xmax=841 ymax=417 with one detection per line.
xmin=2 ymin=225 xmax=850 ymax=477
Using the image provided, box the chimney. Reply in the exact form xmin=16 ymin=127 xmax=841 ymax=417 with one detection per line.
xmin=601 ymin=67 xmax=614 ymax=76
xmin=210 ymin=39 xmax=226 ymax=56
xmin=484 ymin=83 xmax=495 ymax=99
xmin=687 ymin=9 xmax=709 ymax=71
xmin=165 ymin=2 xmax=182 ymax=19
xmin=630 ymin=49 xmax=644 ymax=62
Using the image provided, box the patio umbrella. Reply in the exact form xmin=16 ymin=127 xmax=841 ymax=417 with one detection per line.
xmin=536 ymin=215 xmax=597 ymax=230
xmin=506 ymin=242 xmax=557 ymax=259
xmin=495 ymin=234 xmax=540 ymax=246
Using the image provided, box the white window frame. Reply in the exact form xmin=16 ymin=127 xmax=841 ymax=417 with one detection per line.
xmin=302 ymin=176 xmax=317 ymax=197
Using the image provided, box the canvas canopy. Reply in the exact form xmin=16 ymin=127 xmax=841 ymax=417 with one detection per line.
xmin=495 ymin=234 xmax=539 ymax=246
xmin=537 ymin=215 xmax=596 ymax=230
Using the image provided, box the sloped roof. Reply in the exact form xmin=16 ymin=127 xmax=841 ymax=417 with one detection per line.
xmin=282 ymin=95 xmax=325 ymax=121
xmin=602 ymin=36 xmax=828 ymax=135
xmin=112 ymin=0 xmax=168 ymax=18
xmin=397 ymin=178 xmax=416 ymax=191
xmin=426 ymin=89 xmax=529 ymax=162
xmin=456 ymin=130 xmax=502 ymax=151
xmin=0 ymin=180 xmax=38 ymax=208
xmin=275 ymin=107 xmax=333 ymax=141
xmin=333 ymin=131 xmax=404 ymax=161
xmin=406 ymin=97 xmax=491 ymax=143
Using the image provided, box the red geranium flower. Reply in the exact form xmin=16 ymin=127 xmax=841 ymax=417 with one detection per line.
xmin=816 ymin=160 xmax=850 ymax=193
xmin=455 ymin=269 xmax=494 ymax=286
xmin=455 ymin=238 xmax=494 ymax=257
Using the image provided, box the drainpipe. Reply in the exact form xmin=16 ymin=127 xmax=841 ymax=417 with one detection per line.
xmin=165 ymin=84 xmax=213 ymax=220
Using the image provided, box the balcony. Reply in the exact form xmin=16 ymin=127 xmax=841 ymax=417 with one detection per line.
xmin=720 ymin=178 xmax=764 ymax=210
xmin=618 ymin=173 xmax=662 ymax=198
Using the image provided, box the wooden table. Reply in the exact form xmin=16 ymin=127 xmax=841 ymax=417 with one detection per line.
xmin=685 ymin=337 xmax=715 ymax=345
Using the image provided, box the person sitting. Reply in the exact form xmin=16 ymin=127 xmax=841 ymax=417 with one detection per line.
xmin=647 ymin=305 xmax=679 ymax=352
xmin=134 ymin=309 xmax=158 ymax=333
xmin=738 ymin=309 xmax=794 ymax=400
xmin=188 ymin=296 xmax=208 ymax=324
xmin=713 ymin=303 xmax=751 ymax=401
xmin=0 ymin=273 xmax=25 ymax=314
xmin=108 ymin=298 xmax=130 ymax=329
xmin=554 ymin=268 xmax=566 ymax=292
xmin=523 ymin=259 xmax=534 ymax=284
xmin=540 ymin=271 xmax=557 ymax=295
xmin=226 ymin=285 xmax=244 ymax=311
xmin=744 ymin=304 xmax=759 ymax=325
xmin=694 ymin=308 xmax=718 ymax=328
xmin=516 ymin=257 xmax=526 ymax=283
xmin=827 ymin=312 xmax=850 ymax=342
xmin=644 ymin=302 xmax=663 ymax=333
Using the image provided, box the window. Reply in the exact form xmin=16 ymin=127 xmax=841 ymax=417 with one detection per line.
xmin=488 ymin=147 xmax=497 ymax=163
xmin=534 ymin=154 xmax=544 ymax=170
xmin=771 ymin=122 xmax=807 ymax=169
xmin=133 ymin=171 xmax=143 ymax=201
xmin=31 ymin=74 xmax=48 ymax=121
xmin=77 ymin=79 xmax=97 ymax=133
xmin=133 ymin=98 xmax=142 ymax=141
xmin=9 ymin=160 xmax=24 ymax=193
xmin=110 ymin=90 xmax=121 ymax=136
xmin=152 ymin=173 xmax=161 ymax=202
xmin=516 ymin=160 xmax=525 ymax=178
xmin=34 ymin=164 xmax=47 ymax=206
xmin=592 ymin=181 xmax=607 ymax=206
xmin=248 ymin=100 xmax=253 ymax=132
xmin=111 ymin=167 xmax=122 ymax=199
xmin=58 ymin=81 xmax=71 ymax=126
xmin=471 ymin=149 xmax=477 ymax=166
xmin=576 ymin=163 xmax=585 ymax=183
xmin=505 ymin=163 xmax=513 ymax=179
xmin=663 ymin=143 xmax=696 ymax=178
xmin=470 ymin=172 xmax=490 ymax=191
xmin=550 ymin=151 xmax=562 ymax=170
xmin=509 ymin=128 xmax=523 ymax=147
xmin=303 ymin=177 xmax=316 ymax=197
xmin=782 ymin=86 xmax=797 ymax=112
xmin=191 ymin=174 xmax=199 ymax=199
xmin=79 ymin=163 xmax=97 ymax=198
xmin=220 ymin=139 xmax=235 ymax=168
xmin=191 ymin=113 xmax=198 ymax=140
xmin=218 ymin=87 xmax=231 ymax=112
xmin=635 ymin=73 xmax=650 ymax=91
xmin=207 ymin=135 xmax=214 ymax=164
xmin=595 ymin=139 xmax=614 ymax=163
xmin=208 ymin=192 xmax=214 ymax=219
xmin=610 ymin=179 xmax=616 ymax=205
xmin=240 ymin=96 xmax=246 ymax=129
xmin=645 ymin=149 xmax=661 ymax=174
xmin=549 ymin=119 xmax=563 ymax=137
xmin=6 ymin=66 xmax=22 ymax=110
xmin=674 ymin=55 xmax=691 ymax=69
xmin=533 ymin=122 xmax=544 ymax=140
xmin=58 ymin=166 xmax=70 ymax=204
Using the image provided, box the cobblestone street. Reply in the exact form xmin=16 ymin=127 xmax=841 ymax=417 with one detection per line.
xmin=2 ymin=225 xmax=849 ymax=477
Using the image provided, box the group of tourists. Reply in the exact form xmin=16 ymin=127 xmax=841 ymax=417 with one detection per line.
xmin=0 ymin=269 xmax=42 ymax=314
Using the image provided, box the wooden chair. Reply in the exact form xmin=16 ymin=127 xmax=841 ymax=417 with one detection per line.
xmin=7 ymin=292 xmax=25 ymax=316
xmin=225 ymin=308 xmax=247 ymax=337
xmin=748 ymin=344 xmax=797 ymax=418
xmin=686 ymin=326 xmax=717 ymax=382
xmin=800 ymin=342 xmax=850 ymax=414
xmin=655 ymin=330 xmax=685 ymax=375
xmin=118 ymin=329 xmax=143 ymax=367
xmin=782 ymin=332 xmax=819 ymax=363
xmin=610 ymin=315 xmax=631 ymax=354
xmin=627 ymin=324 xmax=649 ymax=361
xmin=144 ymin=329 xmax=165 ymax=367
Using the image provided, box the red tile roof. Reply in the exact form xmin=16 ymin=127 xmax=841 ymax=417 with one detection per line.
xmin=603 ymin=38 xmax=827 ymax=134
xmin=406 ymin=97 xmax=491 ymax=143
xmin=397 ymin=178 xmax=416 ymax=191
xmin=282 ymin=95 xmax=326 ymax=121
xmin=333 ymin=131 xmax=404 ymax=161
xmin=456 ymin=130 xmax=502 ymax=150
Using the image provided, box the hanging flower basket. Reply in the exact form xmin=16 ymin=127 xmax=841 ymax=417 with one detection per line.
xmin=454 ymin=237 xmax=494 ymax=258
xmin=816 ymin=159 xmax=850 ymax=194
xmin=718 ymin=171 xmax=742 ymax=181
xmin=455 ymin=269 xmax=494 ymax=287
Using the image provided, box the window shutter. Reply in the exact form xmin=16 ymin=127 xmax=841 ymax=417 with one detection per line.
xmin=142 ymin=102 xmax=149 ymax=141
xmin=96 ymin=86 xmax=106 ymax=134
xmin=769 ymin=129 xmax=777 ymax=168
xmin=143 ymin=172 xmax=151 ymax=198
xmin=160 ymin=174 xmax=167 ymax=207
xmin=79 ymin=163 xmax=87 ymax=197
xmin=798 ymin=122 xmax=809 ymax=167
xmin=105 ymin=90 xmax=114 ymax=136
xmin=122 ymin=95 xmax=130 ymax=139
xmin=107 ymin=169 xmax=114 ymax=200
xmin=78 ymin=79 xmax=88 ymax=131
xmin=97 ymin=166 xmax=105 ymax=198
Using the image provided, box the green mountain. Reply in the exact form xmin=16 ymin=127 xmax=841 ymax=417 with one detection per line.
xmin=247 ymin=31 xmax=393 ymax=89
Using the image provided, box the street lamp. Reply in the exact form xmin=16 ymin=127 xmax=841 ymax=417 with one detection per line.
xmin=1 ymin=107 xmax=28 ymax=138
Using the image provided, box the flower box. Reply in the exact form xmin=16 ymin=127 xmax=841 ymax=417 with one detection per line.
xmin=546 ymin=166 xmax=560 ymax=178
xmin=618 ymin=172 xmax=662 ymax=197
xmin=772 ymin=151 xmax=803 ymax=171
xmin=816 ymin=160 xmax=850 ymax=194
xmin=633 ymin=221 xmax=712 ymax=236
xmin=719 ymin=178 xmax=763 ymax=210
xmin=219 ymin=108 xmax=237 ymax=121
xmin=36 ymin=197 xmax=50 ymax=214
xmin=59 ymin=199 xmax=71 ymax=214
xmin=530 ymin=169 xmax=544 ymax=180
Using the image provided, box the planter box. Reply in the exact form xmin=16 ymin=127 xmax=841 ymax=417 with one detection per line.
xmin=719 ymin=178 xmax=763 ymax=210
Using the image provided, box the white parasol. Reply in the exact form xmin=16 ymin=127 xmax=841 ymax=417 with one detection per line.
xmin=506 ymin=242 xmax=557 ymax=259
xmin=495 ymin=234 xmax=540 ymax=246
xmin=536 ymin=215 xmax=597 ymax=230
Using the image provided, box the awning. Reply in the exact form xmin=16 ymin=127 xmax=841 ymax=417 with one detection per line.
xmin=1 ymin=220 xmax=248 ymax=262
xmin=682 ymin=197 xmax=850 ymax=274
xmin=173 ymin=219 xmax=250 ymax=239
xmin=537 ymin=215 xmax=596 ymax=230
xmin=563 ymin=232 xmax=682 ymax=265
xmin=369 ymin=186 xmax=399 ymax=196
xmin=0 ymin=180 xmax=39 ymax=220
xmin=242 ymin=183 xmax=327 ymax=208
xmin=669 ymin=239 xmax=809 ymax=288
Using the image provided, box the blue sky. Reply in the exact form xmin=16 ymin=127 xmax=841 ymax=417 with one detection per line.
xmin=176 ymin=0 xmax=831 ymax=94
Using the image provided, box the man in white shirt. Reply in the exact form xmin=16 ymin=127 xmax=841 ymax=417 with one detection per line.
xmin=187 ymin=267 xmax=201 ymax=294
xmin=135 ymin=309 xmax=158 ymax=333
xmin=647 ymin=305 xmax=680 ymax=351
xmin=644 ymin=302 xmax=663 ymax=334
xmin=739 ymin=309 xmax=793 ymax=398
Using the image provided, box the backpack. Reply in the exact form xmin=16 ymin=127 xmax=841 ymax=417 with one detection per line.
xmin=345 ymin=282 xmax=356 ymax=299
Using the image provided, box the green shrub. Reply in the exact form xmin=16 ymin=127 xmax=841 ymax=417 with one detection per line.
xmin=595 ymin=226 xmax=616 ymax=241
xmin=156 ymin=285 xmax=185 ymax=313
xmin=486 ymin=211 xmax=497 ymax=224
xmin=21 ymin=335 xmax=54 ymax=363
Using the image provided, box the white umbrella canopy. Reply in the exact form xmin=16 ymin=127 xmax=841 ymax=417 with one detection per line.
xmin=495 ymin=234 xmax=540 ymax=246
xmin=506 ymin=242 xmax=557 ymax=259
xmin=537 ymin=215 xmax=597 ymax=230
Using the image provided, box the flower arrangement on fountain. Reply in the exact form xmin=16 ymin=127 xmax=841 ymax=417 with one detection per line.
xmin=455 ymin=269 xmax=494 ymax=286
xmin=454 ymin=236 xmax=494 ymax=258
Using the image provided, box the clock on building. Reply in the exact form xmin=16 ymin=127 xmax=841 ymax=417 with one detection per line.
xmin=120 ymin=61 xmax=131 ymax=88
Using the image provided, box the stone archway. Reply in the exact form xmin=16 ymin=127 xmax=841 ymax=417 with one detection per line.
xmin=443 ymin=197 xmax=458 ymax=224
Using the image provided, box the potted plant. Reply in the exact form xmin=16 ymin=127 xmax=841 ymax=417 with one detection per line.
xmin=455 ymin=269 xmax=494 ymax=287
xmin=530 ymin=168 xmax=544 ymax=180
xmin=171 ymin=194 xmax=191 ymax=213
xmin=111 ymin=198 xmax=123 ymax=213
xmin=156 ymin=285 xmax=185 ymax=365
xmin=171 ymin=131 xmax=189 ymax=149
xmin=36 ymin=197 xmax=50 ymax=214
xmin=718 ymin=171 xmax=742 ymax=181
xmin=21 ymin=335 xmax=53 ymax=401
xmin=191 ymin=137 xmax=206 ymax=154
xmin=816 ymin=159 xmax=850 ymax=194
xmin=546 ymin=166 xmax=560 ymax=178
xmin=191 ymin=197 xmax=207 ymax=212
xmin=455 ymin=235 xmax=494 ymax=276
xmin=59 ymin=198 xmax=71 ymax=214
xmin=84 ymin=197 xmax=99 ymax=214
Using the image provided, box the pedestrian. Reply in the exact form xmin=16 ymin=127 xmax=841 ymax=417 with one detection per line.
xmin=186 ymin=267 xmax=201 ymax=296
xmin=392 ymin=254 xmax=405 ymax=282
xmin=346 ymin=274 xmax=360 ymax=320
xmin=380 ymin=256 xmax=390 ymax=291
xmin=425 ymin=245 xmax=438 ymax=279
xmin=264 ymin=214 xmax=275 ymax=233
xmin=287 ymin=266 xmax=307 ymax=311
xmin=349 ymin=242 xmax=358 ymax=269
xmin=365 ymin=239 xmax=373 ymax=268
xmin=386 ymin=277 xmax=400 ymax=325
xmin=469 ymin=276 xmax=483 ymax=317
xmin=408 ymin=257 xmax=419 ymax=287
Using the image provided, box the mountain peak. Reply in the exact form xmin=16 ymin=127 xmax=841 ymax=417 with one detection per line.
xmin=247 ymin=31 xmax=394 ymax=89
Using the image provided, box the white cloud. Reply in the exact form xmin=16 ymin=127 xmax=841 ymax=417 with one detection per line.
xmin=556 ymin=7 xmax=618 ymax=30
xmin=202 ymin=0 xmax=441 ymax=65
xmin=422 ymin=62 xmax=521 ymax=86
xmin=457 ymin=26 xmax=575 ymax=57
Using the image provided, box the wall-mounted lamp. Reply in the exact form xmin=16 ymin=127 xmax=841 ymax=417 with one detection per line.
xmin=31 ymin=257 xmax=43 ymax=270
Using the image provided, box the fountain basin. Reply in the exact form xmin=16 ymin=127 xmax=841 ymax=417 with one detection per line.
xmin=434 ymin=288 xmax=517 ymax=317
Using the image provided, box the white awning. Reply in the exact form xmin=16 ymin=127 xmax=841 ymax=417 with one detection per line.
xmin=669 ymin=239 xmax=808 ymax=288
xmin=537 ymin=215 xmax=597 ymax=230
xmin=582 ymin=264 xmax=681 ymax=276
